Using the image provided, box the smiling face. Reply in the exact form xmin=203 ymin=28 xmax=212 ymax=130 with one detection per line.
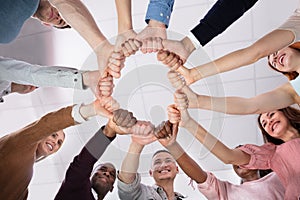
xmin=150 ymin=151 xmax=178 ymax=182
xmin=259 ymin=110 xmax=290 ymax=140
xmin=32 ymin=0 xmax=68 ymax=28
xmin=36 ymin=130 xmax=65 ymax=159
xmin=91 ymin=163 xmax=116 ymax=195
xmin=268 ymin=46 xmax=300 ymax=73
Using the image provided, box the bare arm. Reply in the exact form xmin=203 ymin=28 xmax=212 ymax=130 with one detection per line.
xmin=167 ymin=141 xmax=208 ymax=183
xmin=169 ymin=71 xmax=298 ymax=114
xmin=156 ymin=120 xmax=208 ymax=183
xmin=49 ymin=0 xmax=105 ymax=49
xmin=118 ymin=121 xmax=156 ymax=184
xmin=185 ymin=117 xmax=250 ymax=165
xmin=118 ymin=141 xmax=144 ymax=184
xmin=169 ymin=97 xmax=251 ymax=166
xmin=189 ymin=30 xmax=295 ymax=81
xmin=115 ymin=0 xmax=132 ymax=33
xmin=196 ymin=83 xmax=297 ymax=114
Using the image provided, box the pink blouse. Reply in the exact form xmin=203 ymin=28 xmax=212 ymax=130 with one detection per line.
xmin=239 ymin=138 xmax=300 ymax=199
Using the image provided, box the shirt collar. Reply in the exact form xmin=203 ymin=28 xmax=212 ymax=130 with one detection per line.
xmin=153 ymin=185 xmax=186 ymax=199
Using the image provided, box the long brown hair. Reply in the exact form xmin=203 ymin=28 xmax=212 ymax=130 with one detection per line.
xmin=257 ymin=106 xmax=300 ymax=145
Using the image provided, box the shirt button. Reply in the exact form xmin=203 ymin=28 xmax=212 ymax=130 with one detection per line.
xmin=160 ymin=13 xmax=163 ymax=17
xmin=74 ymin=78 xmax=77 ymax=82
xmin=58 ymin=69 xmax=61 ymax=72
xmin=74 ymin=71 xmax=78 ymax=74
xmin=4 ymin=91 xmax=8 ymax=94
xmin=167 ymin=16 xmax=169 ymax=19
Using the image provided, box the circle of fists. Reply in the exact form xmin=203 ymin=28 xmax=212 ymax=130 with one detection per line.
xmin=110 ymin=108 xmax=183 ymax=145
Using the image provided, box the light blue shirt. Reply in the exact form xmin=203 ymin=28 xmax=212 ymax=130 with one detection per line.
xmin=145 ymin=0 xmax=175 ymax=28
xmin=0 ymin=56 xmax=86 ymax=103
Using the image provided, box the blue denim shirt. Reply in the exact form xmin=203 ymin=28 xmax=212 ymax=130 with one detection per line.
xmin=145 ymin=0 xmax=175 ymax=28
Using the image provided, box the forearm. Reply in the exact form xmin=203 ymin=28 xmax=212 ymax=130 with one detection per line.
xmin=119 ymin=142 xmax=144 ymax=184
xmin=191 ymin=0 xmax=258 ymax=46
xmin=183 ymin=118 xmax=250 ymax=165
xmin=191 ymin=47 xmax=260 ymax=81
xmin=49 ymin=0 xmax=106 ymax=49
xmin=85 ymin=126 xmax=114 ymax=160
xmin=115 ymin=0 xmax=132 ymax=33
xmin=78 ymin=102 xmax=97 ymax=120
xmin=0 ymin=56 xmax=85 ymax=90
xmin=196 ymin=95 xmax=258 ymax=115
xmin=192 ymin=29 xmax=295 ymax=80
xmin=82 ymin=70 xmax=99 ymax=89
xmin=167 ymin=142 xmax=207 ymax=183
xmin=196 ymin=84 xmax=296 ymax=114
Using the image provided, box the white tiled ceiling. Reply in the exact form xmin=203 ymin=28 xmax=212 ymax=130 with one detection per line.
xmin=0 ymin=0 xmax=298 ymax=199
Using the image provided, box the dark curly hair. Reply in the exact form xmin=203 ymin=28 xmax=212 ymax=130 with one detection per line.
xmin=257 ymin=106 xmax=300 ymax=145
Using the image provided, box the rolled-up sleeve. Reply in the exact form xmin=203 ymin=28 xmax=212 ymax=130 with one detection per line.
xmin=145 ymin=0 xmax=174 ymax=27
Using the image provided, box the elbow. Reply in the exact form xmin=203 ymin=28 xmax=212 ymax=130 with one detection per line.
xmin=240 ymin=98 xmax=261 ymax=115
xmin=222 ymin=158 xmax=235 ymax=165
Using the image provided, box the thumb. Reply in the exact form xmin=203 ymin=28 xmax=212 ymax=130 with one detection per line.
xmin=157 ymin=50 xmax=169 ymax=61
xmin=172 ymin=122 xmax=179 ymax=136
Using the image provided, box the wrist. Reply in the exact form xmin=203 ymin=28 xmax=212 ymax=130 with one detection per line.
xmin=165 ymin=141 xmax=178 ymax=149
xmin=94 ymin=39 xmax=112 ymax=52
xmin=103 ymin=125 xmax=117 ymax=138
xmin=190 ymin=67 xmax=201 ymax=84
xmin=130 ymin=141 xmax=145 ymax=153
xmin=82 ymin=71 xmax=98 ymax=88
xmin=148 ymin=19 xmax=166 ymax=28
xmin=79 ymin=103 xmax=96 ymax=119
xmin=184 ymin=119 xmax=198 ymax=132
xmin=181 ymin=37 xmax=195 ymax=55
xmin=118 ymin=23 xmax=133 ymax=34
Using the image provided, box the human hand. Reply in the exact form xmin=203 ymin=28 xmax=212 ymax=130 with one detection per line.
xmin=83 ymin=71 xmax=114 ymax=98
xmin=97 ymin=75 xmax=114 ymax=97
xmin=95 ymin=40 xmax=124 ymax=78
xmin=11 ymin=83 xmax=37 ymax=94
xmin=155 ymin=120 xmax=179 ymax=147
xmin=167 ymin=103 xmax=191 ymax=128
xmin=105 ymin=109 xmax=137 ymax=135
xmin=136 ymin=20 xmax=166 ymax=54
xmin=131 ymin=121 xmax=157 ymax=146
xmin=93 ymin=97 xmax=120 ymax=118
xmin=113 ymin=109 xmax=137 ymax=128
xmin=115 ymin=29 xmax=138 ymax=52
xmin=157 ymin=50 xmax=182 ymax=71
xmin=168 ymin=71 xmax=199 ymax=108
xmin=160 ymin=36 xmax=195 ymax=65
xmin=106 ymin=51 xmax=125 ymax=78
xmin=119 ymin=39 xmax=142 ymax=57
xmin=167 ymin=70 xmax=186 ymax=90
xmin=138 ymin=37 xmax=164 ymax=54
xmin=107 ymin=30 xmax=140 ymax=79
